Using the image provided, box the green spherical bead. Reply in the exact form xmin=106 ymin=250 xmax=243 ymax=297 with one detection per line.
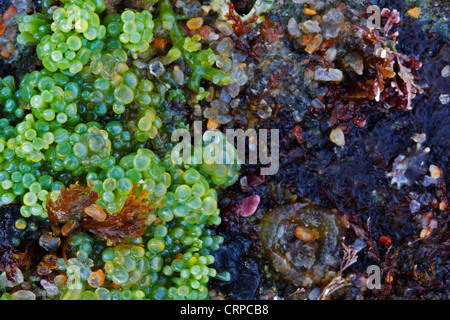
xmin=66 ymin=35 xmax=82 ymax=51
xmin=133 ymin=154 xmax=150 ymax=172
xmin=147 ymin=238 xmax=165 ymax=253
xmin=114 ymin=84 xmax=134 ymax=104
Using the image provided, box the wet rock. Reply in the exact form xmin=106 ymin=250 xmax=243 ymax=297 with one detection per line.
xmin=0 ymin=205 xmax=21 ymax=249
xmin=260 ymin=201 xmax=344 ymax=288
xmin=212 ymin=233 xmax=261 ymax=299
xmin=314 ymin=67 xmax=343 ymax=82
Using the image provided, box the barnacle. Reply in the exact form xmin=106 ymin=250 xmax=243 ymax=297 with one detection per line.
xmin=260 ymin=201 xmax=345 ymax=288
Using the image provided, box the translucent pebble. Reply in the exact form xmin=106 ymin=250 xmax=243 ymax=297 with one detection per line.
xmin=323 ymin=8 xmax=345 ymax=24
xmin=214 ymin=20 xmax=233 ymax=36
xmin=238 ymin=73 xmax=249 ymax=86
xmin=180 ymin=0 xmax=201 ymax=15
xmin=39 ymin=232 xmax=61 ymax=251
xmin=85 ymin=204 xmax=107 ymax=222
xmin=325 ymin=47 xmax=337 ymax=61
xmin=215 ymin=113 xmax=233 ymax=124
xmin=216 ymin=56 xmax=233 ymax=73
xmin=203 ymin=107 xmax=218 ymax=119
xmin=216 ymin=38 xmax=233 ymax=57
xmin=305 ymin=34 xmax=323 ymax=54
xmin=441 ymin=65 xmax=450 ymax=78
xmin=300 ymin=20 xmax=321 ymax=34
xmin=186 ymin=17 xmax=203 ymax=30
xmin=41 ymin=279 xmax=59 ymax=296
xmin=309 ymin=287 xmax=321 ymax=300
xmin=227 ymin=83 xmax=240 ymax=98
xmin=172 ymin=66 xmax=184 ymax=86
xmin=330 ymin=127 xmax=345 ymax=146
xmin=314 ymin=67 xmax=343 ymax=82
xmin=321 ymin=22 xmax=341 ymax=39
xmin=230 ymin=98 xmax=240 ymax=109
xmin=344 ymin=52 xmax=364 ymax=75
xmin=439 ymin=94 xmax=449 ymax=105
xmin=148 ymin=59 xmax=165 ymax=78
xmin=287 ymin=18 xmax=302 ymax=37
xmin=12 ymin=290 xmax=36 ymax=300
xmin=311 ymin=98 xmax=325 ymax=110
xmin=0 ymin=267 xmax=23 ymax=287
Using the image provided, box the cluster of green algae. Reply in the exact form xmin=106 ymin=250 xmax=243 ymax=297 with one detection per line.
xmin=0 ymin=0 xmax=240 ymax=300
